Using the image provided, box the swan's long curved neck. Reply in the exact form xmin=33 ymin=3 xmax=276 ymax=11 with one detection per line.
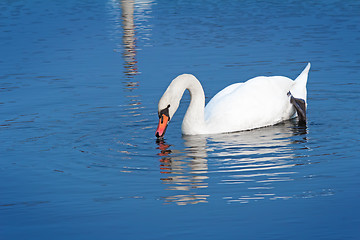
xmin=167 ymin=74 xmax=206 ymax=135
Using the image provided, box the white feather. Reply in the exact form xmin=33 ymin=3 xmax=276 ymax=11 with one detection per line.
xmin=157 ymin=63 xmax=311 ymax=135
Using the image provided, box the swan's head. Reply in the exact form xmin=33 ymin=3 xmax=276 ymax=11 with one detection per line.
xmin=155 ymin=84 xmax=181 ymax=138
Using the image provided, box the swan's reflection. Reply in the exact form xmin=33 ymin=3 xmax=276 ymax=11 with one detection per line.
xmin=157 ymin=120 xmax=308 ymax=205
xmin=157 ymin=138 xmax=209 ymax=205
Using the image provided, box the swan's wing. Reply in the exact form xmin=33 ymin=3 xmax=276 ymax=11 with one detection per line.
xmin=209 ymin=82 xmax=244 ymax=102
xmin=204 ymin=76 xmax=295 ymax=132
xmin=204 ymin=82 xmax=244 ymax=119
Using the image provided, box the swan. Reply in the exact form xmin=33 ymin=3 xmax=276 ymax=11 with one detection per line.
xmin=155 ymin=63 xmax=310 ymax=138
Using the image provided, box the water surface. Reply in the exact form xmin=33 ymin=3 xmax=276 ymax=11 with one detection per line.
xmin=1 ymin=0 xmax=360 ymax=239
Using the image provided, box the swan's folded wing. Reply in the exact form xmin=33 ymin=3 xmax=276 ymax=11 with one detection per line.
xmin=204 ymin=76 xmax=295 ymax=132
xmin=204 ymin=82 xmax=244 ymax=119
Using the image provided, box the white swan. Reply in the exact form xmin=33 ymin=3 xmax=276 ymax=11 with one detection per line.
xmin=156 ymin=63 xmax=310 ymax=137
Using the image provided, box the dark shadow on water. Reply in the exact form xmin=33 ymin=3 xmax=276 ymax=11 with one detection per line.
xmin=156 ymin=119 xmax=309 ymax=205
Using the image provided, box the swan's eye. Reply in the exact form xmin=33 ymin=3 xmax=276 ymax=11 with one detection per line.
xmin=158 ymin=105 xmax=171 ymax=120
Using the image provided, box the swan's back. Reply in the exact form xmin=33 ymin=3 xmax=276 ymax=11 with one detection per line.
xmin=204 ymin=76 xmax=295 ymax=133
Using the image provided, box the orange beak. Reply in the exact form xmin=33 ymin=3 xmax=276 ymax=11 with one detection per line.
xmin=155 ymin=114 xmax=169 ymax=138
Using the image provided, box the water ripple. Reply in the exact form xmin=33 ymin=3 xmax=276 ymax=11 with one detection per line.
xmin=156 ymin=120 xmax=312 ymax=205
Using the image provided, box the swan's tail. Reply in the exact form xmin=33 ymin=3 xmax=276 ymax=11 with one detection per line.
xmin=290 ymin=62 xmax=311 ymax=102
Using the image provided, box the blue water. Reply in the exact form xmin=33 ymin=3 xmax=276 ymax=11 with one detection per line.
xmin=1 ymin=0 xmax=360 ymax=239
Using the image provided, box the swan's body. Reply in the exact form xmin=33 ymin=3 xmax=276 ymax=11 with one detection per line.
xmin=156 ymin=63 xmax=310 ymax=137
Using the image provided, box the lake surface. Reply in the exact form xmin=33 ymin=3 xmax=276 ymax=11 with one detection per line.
xmin=1 ymin=0 xmax=360 ymax=239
